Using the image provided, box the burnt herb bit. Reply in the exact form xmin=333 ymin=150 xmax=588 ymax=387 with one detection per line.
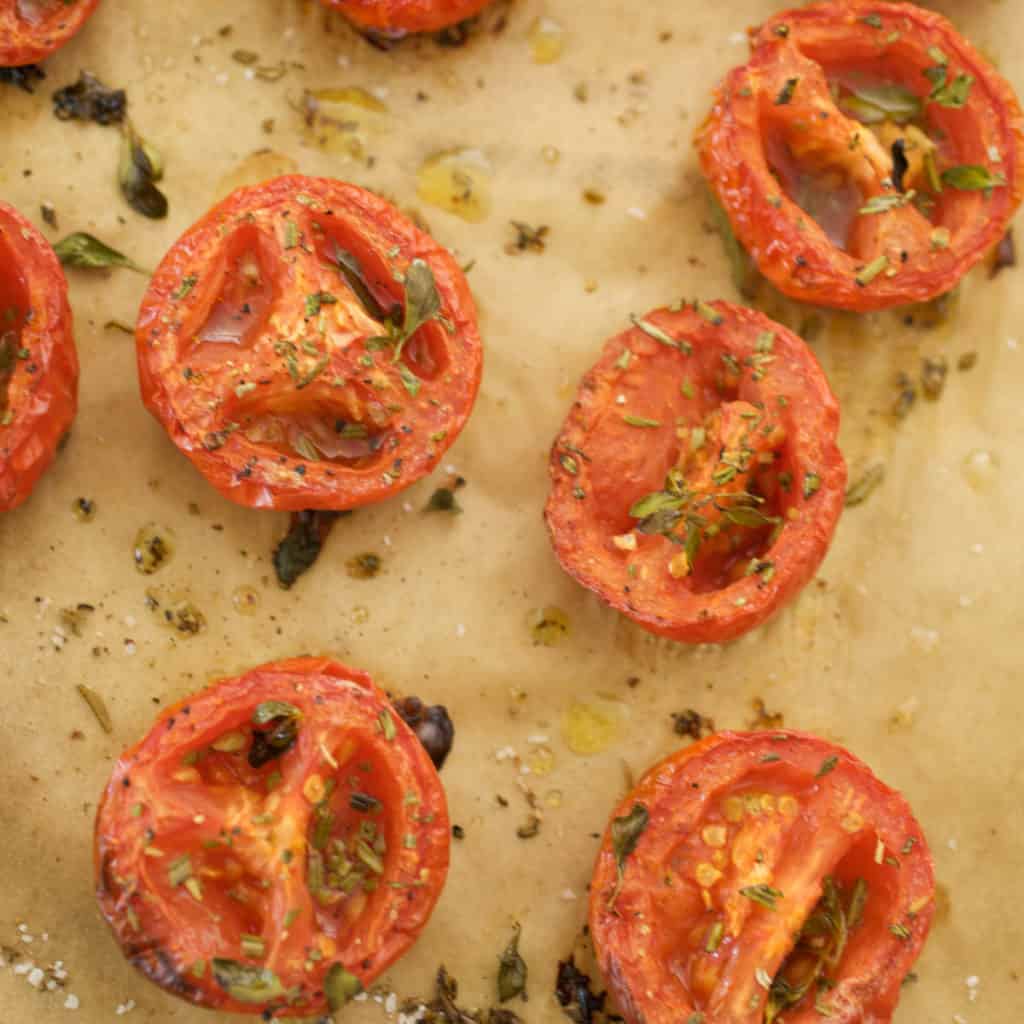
xmin=119 ymin=122 xmax=169 ymax=219
xmin=845 ymin=464 xmax=886 ymax=508
xmin=516 ymin=814 xmax=541 ymax=839
xmin=392 ymin=696 xmax=455 ymax=769
xmin=555 ymin=957 xmax=606 ymax=1024
xmin=671 ymin=709 xmax=714 ymax=740
xmin=346 ymin=551 xmax=382 ymax=579
xmin=211 ymin=958 xmax=285 ymax=1004
xmin=304 ymin=291 xmax=337 ymax=317
xmin=816 ymin=754 xmax=839 ymax=778
xmin=775 ymin=76 xmax=799 ymax=106
xmin=506 ymin=220 xmax=549 ymax=254
xmin=892 ymin=372 xmax=917 ymax=419
xmin=425 ymin=486 xmax=463 ymax=513
xmin=248 ymin=713 xmax=300 ymax=769
xmin=990 ymin=228 xmax=1016 ymax=278
xmin=920 ymin=355 xmax=948 ymax=400
xmin=272 ymin=509 xmax=345 ymax=589
xmin=53 ymin=71 xmax=126 ymax=124
xmin=0 ymin=65 xmax=45 ymax=94
xmin=53 ymin=232 xmax=146 ymax=273
xmin=324 ymin=963 xmax=363 ymax=1011
xmin=497 ymin=924 xmax=528 ymax=1003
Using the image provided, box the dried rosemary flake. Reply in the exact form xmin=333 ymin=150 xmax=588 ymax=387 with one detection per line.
xmin=76 ymin=684 xmax=113 ymax=733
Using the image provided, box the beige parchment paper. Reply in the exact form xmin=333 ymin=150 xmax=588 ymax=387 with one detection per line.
xmin=1 ymin=0 xmax=1022 ymax=1021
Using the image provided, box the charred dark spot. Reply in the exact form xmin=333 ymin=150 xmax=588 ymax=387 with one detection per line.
xmin=555 ymin=956 xmax=606 ymax=1024
xmin=0 ymin=65 xmax=45 ymax=93
xmin=392 ymin=696 xmax=455 ymax=769
xmin=52 ymin=71 xmax=127 ymax=125
xmin=891 ymin=139 xmax=909 ymax=193
xmin=129 ymin=944 xmax=201 ymax=1001
xmin=248 ymin=716 xmax=299 ymax=768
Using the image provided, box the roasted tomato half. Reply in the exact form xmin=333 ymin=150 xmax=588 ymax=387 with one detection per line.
xmin=0 ymin=201 xmax=77 ymax=512
xmin=136 ymin=175 xmax=482 ymax=511
xmin=697 ymin=1 xmax=1024 ymax=311
xmin=95 ymin=657 xmax=450 ymax=1017
xmin=0 ymin=0 xmax=101 ymax=65
xmin=590 ymin=731 xmax=935 ymax=1024
xmin=545 ymin=302 xmax=845 ymax=645
xmin=320 ymin=0 xmax=493 ymax=36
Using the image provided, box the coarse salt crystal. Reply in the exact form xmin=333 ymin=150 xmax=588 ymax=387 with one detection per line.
xmin=13 ymin=962 xmax=32 ymax=976
xmin=455 ymin=623 xmax=466 ymax=638
xmin=615 ymin=394 xmax=626 ymax=405
xmin=527 ymin=734 xmax=549 ymax=744
xmin=948 ymin=837 xmax=959 ymax=851
xmin=27 ymin=967 xmax=44 ymax=987
xmin=402 ymin=502 xmax=413 ymax=513
xmin=1008 ymin=338 xmax=1019 ymax=351
xmin=64 ymin=993 xmax=79 ymax=1010
xmin=729 ymin=31 xmax=746 ymax=44
xmin=385 ymin=992 xmax=398 ymax=1014
xmin=214 ymin=72 xmax=229 ymax=85
xmin=561 ymin=888 xmax=578 ymax=900
xmin=495 ymin=746 xmax=517 ymax=761
xmin=626 ymin=207 xmax=647 ymax=220
xmin=115 ymin=999 xmax=136 ymax=1015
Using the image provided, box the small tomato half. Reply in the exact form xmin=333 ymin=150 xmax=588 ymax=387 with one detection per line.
xmin=320 ymin=0 xmax=493 ymax=36
xmin=94 ymin=656 xmax=450 ymax=1017
xmin=0 ymin=201 xmax=77 ymax=512
xmin=545 ymin=302 xmax=845 ymax=644
xmin=0 ymin=0 xmax=101 ymax=65
xmin=697 ymin=1 xmax=1024 ymax=311
xmin=590 ymin=731 xmax=935 ymax=1024
xmin=135 ymin=175 xmax=482 ymax=511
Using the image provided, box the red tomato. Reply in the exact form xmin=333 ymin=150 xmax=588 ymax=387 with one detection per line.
xmin=135 ymin=175 xmax=482 ymax=511
xmin=320 ymin=0 xmax=493 ymax=36
xmin=0 ymin=201 xmax=77 ymax=512
xmin=94 ymin=656 xmax=450 ymax=1017
xmin=545 ymin=302 xmax=845 ymax=645
xmin=697 ymin=1 xmax=1024 ymax=311
xmin=590 ymin=731 xmax=935 ymax=1024
xmin=0 ymin=0 xmax=100 ymax=65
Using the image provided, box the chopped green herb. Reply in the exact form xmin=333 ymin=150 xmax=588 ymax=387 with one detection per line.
xmin=776 ymin=77 xmax=799 ymax=105
xmin=845 ymin=464 xmax=886 ymax=507
xmin=941 ymin=165 xmax=1007 ymax=192
xmin=816 ymin=755 xmax=839 ymax=778
xmin=173 ymin=275 xmax=197 ymax=300
xmin=740 ymin=884 xmax=783 ymax=910
xmin=53 ymin=232 xmax=146 ymax=273
xmin=855 ymin=255 xmax=890 ymax=286
xmin=497 ymin=924 xmax=528 ymax=1003
xmin=324 ymin=964 xmax=363 ymax=1011
xmin=622 ymin=414 xmax=661 ymax=428
xmin=212 ymin=959 xmax=285 ymax=1004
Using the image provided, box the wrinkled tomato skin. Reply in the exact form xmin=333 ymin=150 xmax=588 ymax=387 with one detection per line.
xmin=0 ymin=0 xmax=101 ymax=65
xmin=0 ymin=202 xmax=77 ymax=512
xmin=135 ymin=175 xmax=482 ymax=511
xmin=320 ymin=0 xmax=492 ymax=35
xmin=590 ymin=731 xmax=935 ymax=1024
xmin=698 ymin=1 xmax=1024 ymax=311
xmin=544 ymin=302 xmax=845 ymax=644
xmin=94 ymin=657 xmax=450 ymax=1017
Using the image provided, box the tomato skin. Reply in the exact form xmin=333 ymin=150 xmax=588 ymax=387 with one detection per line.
xmin=0 ymin=0 xmax=101 ymax=65
xmin=94 ymin=656 xmax=450 ymax=1017
xmin=544 ymin=302 xmax=845 ymax=645
xmin=135 ymin=175 xmax=482 ymax=511
xmin=590 ymin=731 xmax=935 ymax=1024
xmin=0 ymin=202 xmax=77 ymax=512
xmin=320 ymin=0 xmax=493 ymax=35
xmin=697 ymin=1 xmax=1024 ymax=311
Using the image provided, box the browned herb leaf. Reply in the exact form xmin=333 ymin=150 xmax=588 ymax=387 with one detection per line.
xmin=119 ymin=122 xmax=168 ymax=219
xmin=497 ymin=924 xmax=527 ymax=1002
xmin=845 ymin=464 xmax=886 ymax=508
xmin=272 ymin=509 xmax=346 ymax=588
xmin=506 ymin=221 xmax=549 ymax=254
xmin=671 ymin=709 xmax=715 ymax=740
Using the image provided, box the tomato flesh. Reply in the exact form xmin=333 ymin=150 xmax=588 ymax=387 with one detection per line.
xmin=320 ymin=0 xmax=494 ymax=35
xmin=95 ymin=657 xmax=450 ymax=1017
xmin=590 ymin=732 xmax=935 ymax=1024
xmin=545 ymin=302 xmax=845 ymax=644
xmin=697 ymin=1 xmax=1024 ymax=310
xmin=135 ymin=175 xmax=482 ymax=511
xmin=0 ymin=202 xmax=77 ymax=512
xmin=0 ymin=0 xmax=100 ymax=65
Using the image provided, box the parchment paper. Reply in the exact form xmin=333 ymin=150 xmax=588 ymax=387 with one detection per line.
xmin=1 ymin=1 xmax=1021 ymax=1021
